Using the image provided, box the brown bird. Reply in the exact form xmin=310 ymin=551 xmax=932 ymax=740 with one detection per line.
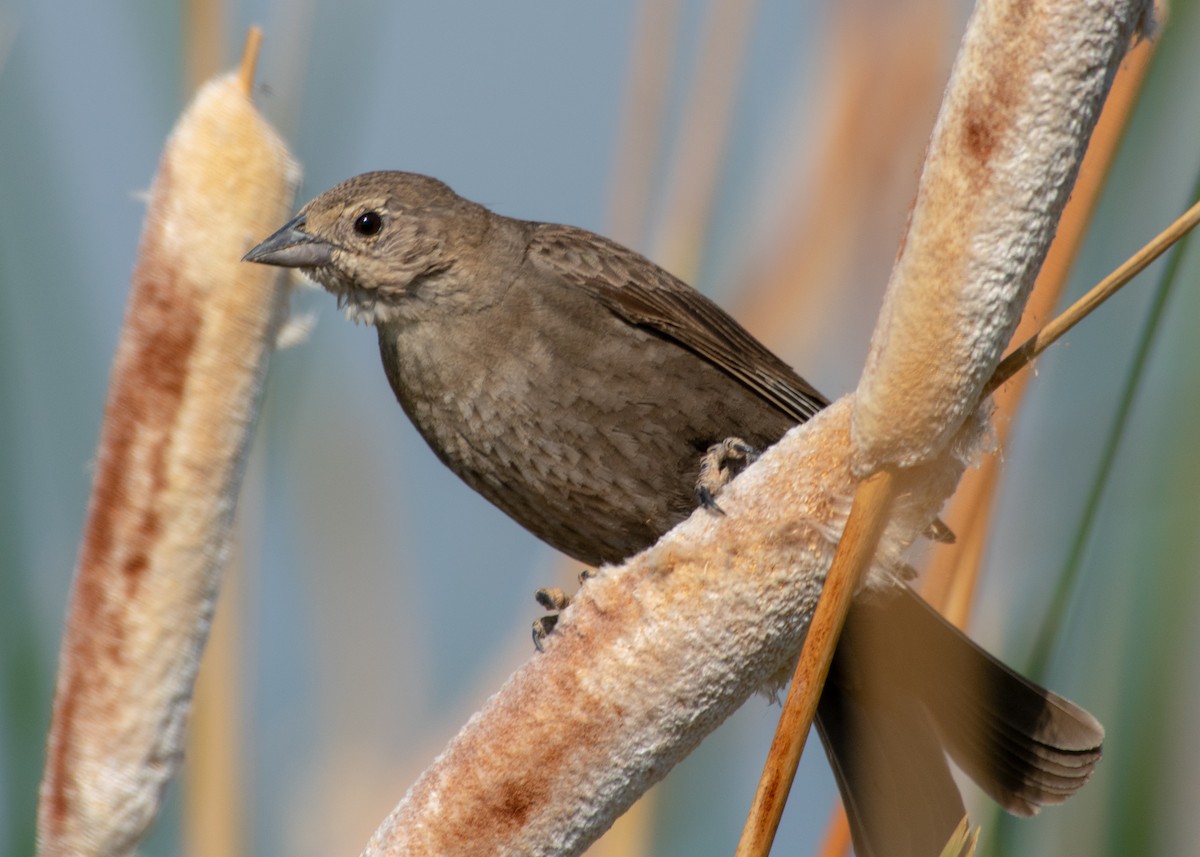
xmin=246 ymin=171 xmax=1103 ymax=857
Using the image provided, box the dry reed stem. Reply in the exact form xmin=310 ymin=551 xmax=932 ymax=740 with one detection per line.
xmin=735 ymin=470 xmax=898 ymax=856
xmin=185 ymin=546 xmax=244 ymax=857
xmin=238 ymin=26 xmax=263 ymax=94
xmin=986 ymin=195 xmax=1200 ymax=394
xmin=36 ymin=29 xmax=298 ymax=857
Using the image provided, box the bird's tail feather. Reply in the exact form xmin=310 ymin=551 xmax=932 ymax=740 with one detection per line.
xmin=815 ymin=585 xmax=1103 ymax=857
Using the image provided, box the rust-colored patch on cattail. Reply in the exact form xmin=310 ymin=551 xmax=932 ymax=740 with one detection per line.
xmin=40 ymin=673 xmax=79 ymax=835
xmin=958 ymin=1 xmax=1038 ymax=186
xmin=962 ymin=110 xmax=997 ymax=165
xmin=496 ymin=769 xmax=552 ymax=830
xmin=960 ymin=63 xmax=1021 ymax=183
xmin=79 ymin=167 xmax=201 ymax=601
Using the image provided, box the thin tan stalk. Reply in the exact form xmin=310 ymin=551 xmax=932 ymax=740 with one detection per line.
xmin=986 ymin=194 xmax=1200 ymax=395
xmin=735 ymin=470 xmax=898 ymax=856
xmin=185 ymin=550 xmax=244 ymax=857
xmin=36 ymin=29 xmax=297 ymax=857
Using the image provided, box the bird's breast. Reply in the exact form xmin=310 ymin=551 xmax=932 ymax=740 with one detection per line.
xmin=374 ymin=295 xmax=793 ymax=566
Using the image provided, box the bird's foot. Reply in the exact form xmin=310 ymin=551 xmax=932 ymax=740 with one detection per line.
xmin=695 ymin=437 xmax=758 ymax=513
xmin=531 ymin=570 xmax=596 ymax=651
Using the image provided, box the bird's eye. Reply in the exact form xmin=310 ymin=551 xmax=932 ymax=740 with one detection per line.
xmin=353 ymin=210 xmax=383 ymax=236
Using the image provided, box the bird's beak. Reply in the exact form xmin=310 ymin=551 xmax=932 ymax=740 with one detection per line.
xmin=243 ymin=215 xmax=334 ymax=268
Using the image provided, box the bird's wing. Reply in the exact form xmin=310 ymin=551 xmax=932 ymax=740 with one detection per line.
xmin=527 ymin=223 xmax=829 ymax=424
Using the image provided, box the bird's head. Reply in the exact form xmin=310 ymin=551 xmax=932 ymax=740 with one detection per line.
xmin=245 ymin=171 xmax=491 ymax=325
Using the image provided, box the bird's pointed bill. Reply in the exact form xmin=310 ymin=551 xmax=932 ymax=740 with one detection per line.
xmin=243 ymin=215 xmax=333 ymax=268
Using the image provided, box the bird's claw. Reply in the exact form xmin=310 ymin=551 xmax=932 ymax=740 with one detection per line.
xmin=695 ymin=437 xmax=758 ymax=512
xmin=531 ymin=571 xmax=596 ymax=651
xmin=532 ymin=614 xmax=558 ymax=652
xmin=535 ymin=587 xmax=571 ymax=612
xmin=697 ymin=485 xmax=724 ymax=514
